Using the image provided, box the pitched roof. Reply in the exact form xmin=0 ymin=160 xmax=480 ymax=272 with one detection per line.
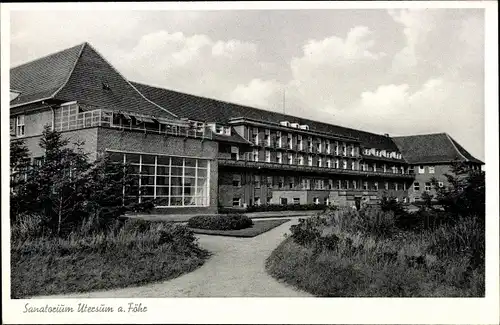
xmin=10 ymin=43 xmax=177 ymax=120
xmin=132 ymin=82 xmax=400 ymax=151
xmin=392 ymin=133 xmax=483 ymax=165
xmin=10 ymin=43 xmax=84 ymax=106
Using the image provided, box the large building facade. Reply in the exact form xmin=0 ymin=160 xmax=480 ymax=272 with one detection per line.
xmin=9 ymin=43 xmax=483 ymax=214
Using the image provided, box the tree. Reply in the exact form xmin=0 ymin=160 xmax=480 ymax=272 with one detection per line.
xmin=433 ymin=161 xmax=485 ymax=220
xmin=10 ymin=139 xmax=30 ymax=219
xmin=11 ymin=126 xmax=155 ymax=237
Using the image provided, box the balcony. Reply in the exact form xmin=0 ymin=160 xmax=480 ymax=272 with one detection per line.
xmin=54 ymin=105 xmax=212 ymax=140
xmin=218 ymin=157 xmax=415 ymax=179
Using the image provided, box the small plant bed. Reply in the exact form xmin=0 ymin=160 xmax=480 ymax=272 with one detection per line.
xmin=189 ymin=219 xmax=291 ymax=238
xmin=11 ymin=218 xmax=209 ymax=298
xmin=187 ymin=214 xmax=253 ymax=231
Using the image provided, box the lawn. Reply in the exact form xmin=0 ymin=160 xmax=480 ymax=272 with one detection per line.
xmin=11 ymin=219 xmax=209 ymax=298
xmin=189 ymin=218 xmax=290 ymax=237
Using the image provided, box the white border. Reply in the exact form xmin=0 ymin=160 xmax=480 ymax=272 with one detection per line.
xmin=2 ymin=2 xmax=499 ymax=324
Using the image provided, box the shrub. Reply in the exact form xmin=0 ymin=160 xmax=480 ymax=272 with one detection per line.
xmin=187 ymin=214 xmax=253 ymax=230
xmin=289 ymin=216 xmax=327 ymax=246
xmin=220 ymin=203 xmax=328 ymax=214
xmin=11 ymin=219 xmax=207 ymax=298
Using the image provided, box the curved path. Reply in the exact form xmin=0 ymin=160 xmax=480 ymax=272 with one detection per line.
xmin=35 ymin=217 xmax=312 ymax=298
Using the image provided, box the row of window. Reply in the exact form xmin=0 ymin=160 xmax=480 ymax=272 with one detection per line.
xmin=416 ymin=165 xmax=436 ymax=174
xmin=251 ymin=128 xmax=359 ymax=156
xmin=363 ymin=148 xmax=402 ymax=159
xmin=232 ymin=196 xmax=410 ymax=207
xmin=232 ymin=175 xmax=408 ymax=191
xmin=413 ymin=181 xmax=444 ymax=192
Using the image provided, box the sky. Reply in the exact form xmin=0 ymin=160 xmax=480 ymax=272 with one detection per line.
xmin=10 ymin=8 xmax=485 ymax=161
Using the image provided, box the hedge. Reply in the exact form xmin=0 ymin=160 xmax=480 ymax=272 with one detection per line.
xmin=187 ymin=214 xmax=253 ymax=231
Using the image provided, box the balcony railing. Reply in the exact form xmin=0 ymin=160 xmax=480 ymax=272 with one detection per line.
xmin=54 ymin=106 xmax=212 ymax=140
xmin=218 ymin=157 xmax=415 ymax=179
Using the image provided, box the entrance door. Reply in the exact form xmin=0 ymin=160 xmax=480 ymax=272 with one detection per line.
xmin=354 ymin=197 xmax=361 ymax=210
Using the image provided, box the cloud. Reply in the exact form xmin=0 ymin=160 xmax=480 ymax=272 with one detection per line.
xmin=230 ymin=78 xmax=282 ymax=108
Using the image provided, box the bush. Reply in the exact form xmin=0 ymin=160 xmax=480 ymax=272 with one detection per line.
xmin=218 ymin=204 xmax=328 ymax=214
xmin=11 ymin=219 xmax=207 ymax=298
xmin=289 ymin=216 xmax=327 ymax=246
xmin=187 ymin=214 xmax=253 ymax=230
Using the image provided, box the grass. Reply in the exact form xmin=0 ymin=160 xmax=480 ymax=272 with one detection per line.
xmin=189 ymin=219 xmax=291 ymax=237
xmin=11 ymin=219 xmax=209 ymax=298
xmin=266 ymin=208 xmax=484 ymax=297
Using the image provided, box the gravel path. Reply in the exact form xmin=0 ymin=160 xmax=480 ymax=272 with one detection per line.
xmin=35 ymin=217 xmax=312 ymax=298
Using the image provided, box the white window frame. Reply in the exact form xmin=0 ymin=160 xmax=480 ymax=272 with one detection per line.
xmin=277 ymin=152 xmax=282 ymax=164
xmin=308 ymin=155 xmax=313 ymax=166
xmin=16 ymin=114 xmax=25 ymax=137
xmin=418 ymin=165 xmax=425 ymax=174
xmin=265 ymin=150 xmax=271 ymax=162
xmin=428 ymin=166 xmax=435 ymax=174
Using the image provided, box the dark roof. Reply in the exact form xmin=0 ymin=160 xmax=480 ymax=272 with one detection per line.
xmin=132 ymin=82 xmax=401 ymax=151
xmin=10 ymin=44 xmax=84 ymax=106
xmin=392 ymin=133 xmax=483 ymax=165
xmin=10 ymin=43 xmax=177 ymax=120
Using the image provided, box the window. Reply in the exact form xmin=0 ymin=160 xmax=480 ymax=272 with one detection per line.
xmin=317 ymin=157 xmax=322 ymax=167
xmin=288 ymin=133 xmax=293 ymax=149
xmin=264 ymin=130 xmax=270 ymax=146
xmin=328 ymin=179 xmax=334 ymax=190
xmin=438 ymin=181 xmax=444 ymax=188
xmin=255 ymin=197 xmax=261 ymax=205
xmin=428 ymin=166 xmax=435 ymax=174
xmin=401 ymin=166 xmax=405 ymax=174
xmin=335 ymin=159 xmax=339 ymax=169
xmin=254 ymin=175 xmax=261 ymax=188
xmin=252 ymin=149 xmax=259 ymax=162
xmin=308 ymin=155 xmax=313 ymax=166
xmin=233 ymin=197 xmax=241 ymax=207
xmin=418 ymin=165 xmax=425 ymax=174
xmin=363 ymin=181 xmax=368 ymax=190
xmin=233 ymin=175 xmax=242 ymax=187
xmin=425 ymin=182 xmax=431 ymax=192
xmin=280 ymin=197 xmax=288 ymax=205
xmin=230 ymin=146 xmax=239 ymax=160
xmin=316 ymin=140 xmax=322 ymax=153
xmin=297 ymin=135 xmax=303 ymax=150
xmin=342 ymin=143 xmax=347 ymax=156
xmin=317 ymin=179 xmax=325 ymax=190
xmin=375 ymin=149 xmax=380 ymax=157
xmin=313 ymin=197 xmax=320 ymax=205
xmin=337 ymin=180 xmax=342 ymax=189
xmin=351 ymin=161 xmax=356 ymax=170
xmin=252 ymin=128 xmax=259 ymax=145
xmin=392 ymin=166 xmax=397 ymax=174
xmin=326 ymin=159 xmax=331 ymax=168
xmin=278 ymin=177 xmax=284 ymax=189
xmin=395 ymin=183 xmax=399 ymax=191
xmin=373 ymin=163 xmax=377 ymax=172
xmin=293 ymin=197 xmax=300 ymax=205
xmin=324 ymin=197 xmax=330 ymax=205
xmin=352 ymin=180 xmax=357 ymax=189
xmin=302 ymin=178 xmax=311 ymax=190
xmin=16 ymin=115 xmax=25 ymax=137
xmin=265 ymin=150 xmax=271 ymax=162
xmin=277 ymin=152 xmax=282 ymax=164
xmin=111 ymin=152 xmax=210 ymax=207
xmin=335 ymin=142 xmax=339 ymax=155
xmin=342 ymin=160 xmax=347 ymax=169
xmin=325 ymin=140 xmax=330 ymax=154
xmin=383 ymin=164 xmax=387 ymax=173
xmin=385 ymin=182 xmax=389 ymax=190
xmin=288 ymin=154 xmax=293 ymax=165
xmin=350 ymin=146 xmax=355 ymax=156
xmin=414 ymin=182 xmax=420 ymax=191
xmin=276 ymin=131 xmax=282 ymax=147
xmin=289 ymin=177 xmax=295 ymax=189
xmin=267 ymin=176 xmax=273 ymax=186
xmin=403 ymin=182 xmax=407 ymax=191
xmin=267 ymin=197 xmax=272 ymax=204
xmin=374 ymin=182 xmax=379 ymax=191
xmin=298 ymin=155 xmax=304 ymax=165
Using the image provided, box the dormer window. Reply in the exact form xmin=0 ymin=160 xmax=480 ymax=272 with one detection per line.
xmin=102 ymin=81 xmax=111 ymax=91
